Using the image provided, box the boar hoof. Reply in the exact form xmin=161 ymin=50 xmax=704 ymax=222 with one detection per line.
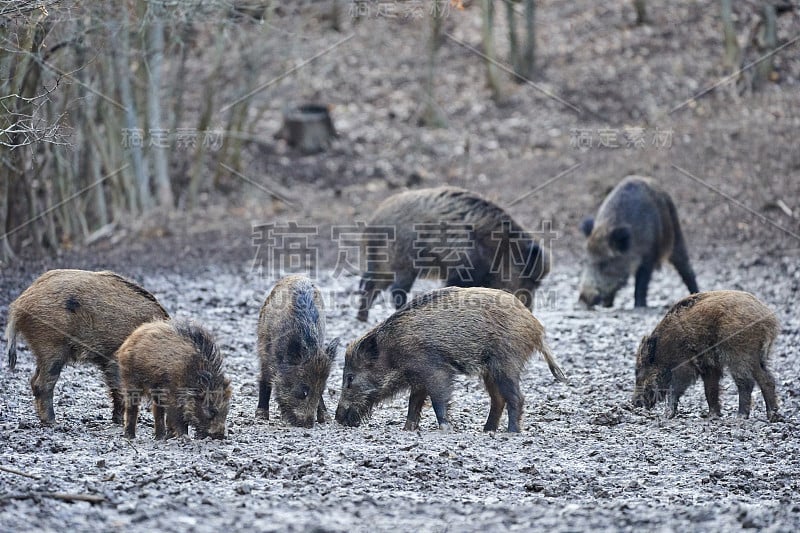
xmin=767 ymin=411 xmax=783 ymax=423
xmin=403 ymin=420 xmax=419 ymax=431
xmin=255 ymin=408 xmax=269 ymax=420
xmin=356 ymin=310 xmax=368 ymax=322
xmin=438 ymin=422 xmax=453 ymax=432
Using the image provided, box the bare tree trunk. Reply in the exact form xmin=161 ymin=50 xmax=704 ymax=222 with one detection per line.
xmin=519 ymin=0 xmax=536 ymax=79
xmin=721 ymin=0 xmax=739 ymax=72
xmin=753 ymin=3 xmax=777 ymax=89
xmin=633 ymin=0 xmax=649 ymax=26
xmin=481 ymin=0 xmax=503 ymax=100
xmin=505 ymin=1 xmax=520 ymax=74
xmin=111 ymin=6 xmax=148 ymax=212
xmin=421 ymin=0 xmax=446 ymax=127
xmin=146 ymin=2 xmax=174 ymax=208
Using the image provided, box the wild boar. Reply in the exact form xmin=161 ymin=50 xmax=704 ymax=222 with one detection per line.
xmin=5 ymin=269 xmax=169 ymax=425
xmin=256 ymin=275 xmax=339 ymax=428
xmin=632 ymin=290 xmax=780 ymax=422
xmin=356 ymin=186 xmax=550 ymax=321
xmin=336 ymin=286 xmax=567 ymax=432
xmin=579 ymin=176 xmax=698 ymax=308
xmin=117 ymin=319 xmax=232 ymax=439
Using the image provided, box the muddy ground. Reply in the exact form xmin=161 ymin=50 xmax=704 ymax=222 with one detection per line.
xmin=2 ymin=0 xmax=800 ymax=531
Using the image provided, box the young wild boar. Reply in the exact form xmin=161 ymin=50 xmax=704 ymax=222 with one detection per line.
xmin=356 ymin=186 xmax=549 ymax=321
xmin=632 ymin=290 xmax=780 ymax=422
xmin=256 ymin=275 xmax=339 ymax=428
xmin=5 ymin=269 xmax=169 ymax=425
xmin=579 ymin=176 xmax=698 ymax=308
xmin=336 ymin=286 xmax=567 ymax=432
xmin=117 ymin=319 xmax=232 ymax=439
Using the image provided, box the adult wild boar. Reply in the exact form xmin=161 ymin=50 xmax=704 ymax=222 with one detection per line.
xmin=256 ymin=275 xmax=339 ymax=428
xmin=356 ymin=187 xmax=550 ymax=321
xmin=632 ymin=290 xmax=780 ymax=422
xmin=5 ymin=269 xmax=169 ymax=425
xmin=579 ymin=176 xmax=698 ymax=308
xmin=336 ymin=286 xmax=567 ymax=432
xmin=118 ymin=319 xmax=232 ymax=439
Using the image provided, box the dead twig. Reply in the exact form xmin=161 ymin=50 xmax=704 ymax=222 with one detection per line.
xmin=1 ymin=492 xmax=106 ymax=504
xmin=0 ymin=465 xmax=41 ymax=480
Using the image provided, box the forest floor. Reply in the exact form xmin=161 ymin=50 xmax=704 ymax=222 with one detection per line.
xmin=2 ymin=1 xmax=800 ymax=531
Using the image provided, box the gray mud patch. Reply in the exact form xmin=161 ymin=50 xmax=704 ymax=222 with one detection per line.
xmin=1 ymin=257 xmax=799 ymax=531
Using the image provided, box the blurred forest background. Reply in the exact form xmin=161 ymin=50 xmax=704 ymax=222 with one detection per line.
xmin=1 ymin=0 xmax=799 ymax=265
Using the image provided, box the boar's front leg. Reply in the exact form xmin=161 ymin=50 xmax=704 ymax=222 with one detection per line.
xmin=316 ymin=395 xmax=329 ymax=424
xmin=101 ymin=361 xmax=124 ymax=424
xmin=256 ymin=372 xmax=271 ymax=419
xmin=404 ymin=388 xmax=427 ymax=431
xmin=166 ymin=405 xmax=188 ymax=438
xmin=482 ymin=373 xmax=506 ymax=432
xmin=634 ymin=259 xmax=655 ymax=308
xmin=152 ymin=402 xmax=167 ymax=439
xmin=701 ymin=366 xmax=723 ymax=418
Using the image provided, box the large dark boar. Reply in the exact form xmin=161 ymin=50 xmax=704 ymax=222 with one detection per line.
xmin=336 ymin=286 xmax=567 ymax=432
xmin=632 ymin=290 xmax=780 ymax=422
xmin=579 ymin=176 xmax=698 ymax=308
xmin=5 ymin=269 xmax=169 ymax=425
xmin=117 ymin=319 xmax=232 ymax=439
xmin=256 ymin=275 xmax=339 ymax=428
xmin=356 ymin=187 xmax=549 ymax=321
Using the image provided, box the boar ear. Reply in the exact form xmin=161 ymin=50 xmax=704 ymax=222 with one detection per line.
xmin=359 ymin=335 xmax=380 ymax=361
xmin=609 ymin=226 xmax=631 ymax=253
xmin=580 ymin=217 xmax=594 ymax=237
xmin=646 ymin=335 xmax=658 ymax=364
xmin=325 ymin=338 xmax=340 ymax=361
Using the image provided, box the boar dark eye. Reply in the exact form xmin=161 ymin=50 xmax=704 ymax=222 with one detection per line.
xmin=295 ymin=385 xmax=310 ymax=400
xmin=346 ymin=374 xmax=354 ymax=388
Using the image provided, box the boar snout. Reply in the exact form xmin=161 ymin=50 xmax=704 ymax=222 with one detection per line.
xmin=335 ymin=404 xmax=362 ymax=427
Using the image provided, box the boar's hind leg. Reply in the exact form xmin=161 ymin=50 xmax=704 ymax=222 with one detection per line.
xmin=404 ymin=388 xmax=427 ymax=431
xmin=482 ymin=374 xmax=506 ymax=432
xmin=31 ymin=354 xmax=64 ymax=425
xmin=493 ymin=373 xmax=524 ymax=433
xmin=634 ymin=260 xmax=655 ymax=308
xmin=701 ymin=367 xmax=723 ymax=418
xmin=389 ymin=271 xmax=417 ymax=310
xmin=670 ymin=240 xmax=699 ymax=293
xmin=357 ymin=276 xmax=390 ymax=321
xmin=752 ymin=362 xmax=780 ymax=422
xmin=732 ymin=375 xmax=755 ymax=419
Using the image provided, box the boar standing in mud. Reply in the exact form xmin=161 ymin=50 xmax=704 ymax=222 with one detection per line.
xmin=356 ymin=187 xmax=549 ymax=321
xmin=632 ymin=290 xmax=780 ymax=422
xmin=5 ymin=269 xmax=169 ymax=425
xmin=256 ymin=275 xmax=339 ymax=428
xmin=337 ymin=286 xmax=567 ymax=432
xmin=117 ymin=319 xmax=232 ymax=439
xmin=579 ymin=176 xmax=698 ymax=308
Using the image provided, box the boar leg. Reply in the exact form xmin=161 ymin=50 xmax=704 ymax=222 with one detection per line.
xmin=633 ymin=260 xmax=655 ymax=308
xmin=732 ymin=375 xmax=754 ymax=419
xmin=494 ymin=374 xmax=524 ymax=432
xmin=669 ymin=237 xmax=699 ymax=293
xmin=482 ymin=374 xmax=506 ymax=432
xmin=316 ymin=396 xmax=329 ymax=424
xmin=101 ymin=362 xmax=124 ymax=424
xmin=357 ymin=276 xmax=390 ymax=321
xmin=752 ymin=363 xmax=780 ymax=422
xmin=152 ymin=403 xmax=167 ymax=439
xmin=31 ymin=356 xmax=64 ymax=425
xmin=124 ymin=400 xmax=139 ymax=439
xmin=700 ymin=367 xmax=723 ymax=418
xmin=404 ymin=388 xmax=428 ymax=431
xmin=166 ymin=406 xmax=188 ymax=438
xmin=389 ymin=271 xmax=417 ymax=310
xmin=256 ymin=374 xmax=271 ymax=419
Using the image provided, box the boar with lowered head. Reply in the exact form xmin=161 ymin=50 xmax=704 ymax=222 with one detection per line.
xmin=117 ymin=319 xmax=232 ymax=439
xmin=579 ymin=176 xmax=698 ymax=308
xmin=632 ymin=290 xmax=780 ymax=422
xmin=356 ymin=186 xmax=549 ymax=321
xmin=337 ymin=286 xmax=567 ymax=432
xmin=256 ymin=275 xmax=339 ymax=428
xmin=5 ymin=269 xmax=169 ymax=425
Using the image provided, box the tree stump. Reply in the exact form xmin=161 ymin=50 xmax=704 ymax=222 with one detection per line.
xmin=276 ymin=104 xmax=337 ymax=154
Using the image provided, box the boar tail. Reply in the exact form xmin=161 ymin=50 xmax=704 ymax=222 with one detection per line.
xmin=540 ymin=342 xmax=568 ymax=384
xmin=5 ymin=313 xmax=17 ymax=370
